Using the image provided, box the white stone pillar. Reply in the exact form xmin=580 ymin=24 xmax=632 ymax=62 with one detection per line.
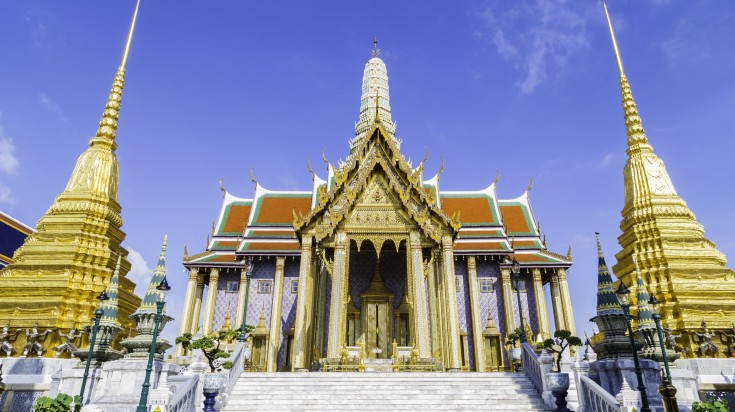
xmin=557 ymin=268 xmax=576 ymax=335
xmin=500 ymin=267 xmax=515 ymax=334
xmin=549 ymin=272 xmax=566 ymax=331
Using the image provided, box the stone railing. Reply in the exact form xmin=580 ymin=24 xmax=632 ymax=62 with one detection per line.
xmin=168 ymin=374 xmax=199 ymax=412
xmin=224 ymin=342 xmax=245 ymax=396
xmin=521 ymin=342 xmax=555 ymax=409
xmin=579 ymin=375 xmax=621 ymax=412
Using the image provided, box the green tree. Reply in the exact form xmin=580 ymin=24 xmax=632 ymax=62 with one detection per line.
xmin=176 ymin=326 xmax=252 ymax=372
xmin=543 ymin=329 xmax=582 ymax=372
xmin=691 ymin=400 xmax=730 ymax=412
xmin=33 ymin=393 xmax=80 ymax=412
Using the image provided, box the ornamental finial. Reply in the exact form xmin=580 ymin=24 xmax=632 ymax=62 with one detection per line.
xmin=602 ymin=0 xmax=624 ymax=77
xmin=372 ymin=37 xmax=380 ymax=58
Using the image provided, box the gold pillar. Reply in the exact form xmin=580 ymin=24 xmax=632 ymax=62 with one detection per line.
xmin=441 ymin=235 xmax=461 ymax=371
xmin=426 ymin=252 xmax=440 ymax=360
xmin=557 ymin=268 xmax=576 ymax=335
xmin=313 ymin=261 xmax=328 ymax=359
xmin=467 ymin=256 xmax=486 ymax=372
xmin=266 ymin=257 xmax=286 ymax=372
xmin=436 ymin=252 xmax=449 ymax=366
xmin=293 ymin=236 xmax=313 ymax=371
xmin=532 ymin=269 xmax=551 ymax=340
xmin=500 ymin=268 xmax=515 ymax=335
xmin=176 ymin=267 xmax=199 ymax=356
xmin=549 ymin=272 xmax=566 ymax=331
xmin=202 ymin=268 xmax=219 ymax=335
xmin=190 ymin=276 xmax=204 ymax=334
xmin=326 ymin=232 xmax=348 ymax=359
xmin=409 ymin=231 xmax=430 ymax=358
xmin=235 ymin=267 xmax=250 ymax=328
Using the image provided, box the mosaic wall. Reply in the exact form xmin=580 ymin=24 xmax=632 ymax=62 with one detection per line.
xmin=245 ymin=258 xmax=276 ymax=330
xmin=323 ymin=277 xmax=332 ymax=354
xmin=5 ymin=391 xmax=44 ymax=412
xmin=476 ymin=259 xmax=504 ymax=336
xmin=212 ymin=268 xmax=242 ymax=331
xmin=454 ymin=258 xmax=475 ymax=370
xmin=277 ymin=258 xmax=300 ymax=369
xmin=510 ymin=273 xmax=539 ymax=340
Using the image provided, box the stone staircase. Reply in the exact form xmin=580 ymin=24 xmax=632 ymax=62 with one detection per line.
xmin=224 ymin=372 xmax=550 ymax=411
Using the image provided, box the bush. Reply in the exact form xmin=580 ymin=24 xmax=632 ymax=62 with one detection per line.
xmin=692 ymin=400 xmax=730 ymax=412
xmin=176 ymin=326 xmax=250 ymax=372
xmin=33 ymin=394 xmax=80 ymax=412
xmin=543 ymin=329 xmax=582 ymax=372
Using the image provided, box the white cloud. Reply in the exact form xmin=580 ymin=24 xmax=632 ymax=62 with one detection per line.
xmin=660 ymin=18 xmax=710 ymax=63
xmin=39 ymin=92 xmax=68 ymax=122
xmin=596 ymin=152 xmax=615 ymax=168
xmin=0 ymin=117 xmax=20 ymax=175
xmin=0 ymin=183 xmax=15 ymax=206
xmin=474 ymin=0 xmax=593 ymax=94
xmin=126 ymin=246 xmax=153 ymax=295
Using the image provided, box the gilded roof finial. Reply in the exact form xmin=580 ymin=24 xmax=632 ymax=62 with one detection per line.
xmin=526 ymin=177 xmax=533 ymax=193
xmin=250 ymin=167 xmax=258 ymax=190
xmin=307 ymin=159 xmax=315 ymax=181
xmin=436 ymin=158 xmax=445 ymax=182
xmin=372 ymin=37 xmax=380 ymax=58
xmin=493 ymin=169 xmax=501 ymax=185
xmin=219 ymin=178 xmax=225 ymax=194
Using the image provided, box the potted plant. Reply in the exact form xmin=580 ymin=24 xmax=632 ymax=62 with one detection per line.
xmin=505 ymin=328 xmax=523 ymax=370
xmin=543 ymin=329 xmax=582 ymax=393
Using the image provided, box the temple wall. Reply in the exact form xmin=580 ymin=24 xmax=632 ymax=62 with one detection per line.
xmin=476 ymin=260 xmax=504 ymax=335
xmin=454 ymin=258 xmax=475 ymax=370
xmin=245 ymin=258 xmax=276 ymax=330
xmin=212 ymin=269 xmax=242 ymax=331
xmin=277 ymin=258 xmax=299 ymax=369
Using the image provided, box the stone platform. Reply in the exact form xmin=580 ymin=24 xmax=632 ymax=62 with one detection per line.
xmin=224 ymin=372 xmax=549 ymax=411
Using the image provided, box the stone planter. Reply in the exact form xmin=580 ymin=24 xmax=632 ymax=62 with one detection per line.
xmin=203 ymin=372 xmax=226 ymax=392
xmin=546 ymin=372 xmax=571 ymax=412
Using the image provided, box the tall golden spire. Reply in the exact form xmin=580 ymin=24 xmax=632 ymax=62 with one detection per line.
xmin=602 ymin=0 xmax=648 ymax=148
xmin=92 ymin=0 xmax=141 ymax=149
xmin=0 ymin=1 xmax=144 ymax=354
xmin=603 ymin=1 xmax=735 ymax=355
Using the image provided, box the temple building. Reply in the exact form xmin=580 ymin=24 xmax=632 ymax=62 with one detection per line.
xmin=180 ymin=44 xmax=576 ymax=372
xmin=0 ymin=212 xmax=33 ymax=269
xmin=603 ymin=2 xmax=735 ymax=357
xmin=0 ymin=6 xmax=142 ymax=355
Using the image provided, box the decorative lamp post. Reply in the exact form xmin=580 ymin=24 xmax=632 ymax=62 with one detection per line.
xmin=136 ymin=276 xmax=171 ymax=412
xmin=76 ymin=290 xmax=110 ymax=412
xmin=616 ymin=281 xmax=651 ymax=412
xmin=238 ymin=257 xmax=254 ymax=343
xmin=648 ymin=295 xmax=679 ymax=412
xmin=510 ymin=258 xmax=528 ymax=344
xmin=0 ymin=364 xmax=6 ymax=395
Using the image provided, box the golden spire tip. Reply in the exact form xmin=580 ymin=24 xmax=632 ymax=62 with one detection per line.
xmin=602 ymin=0 xmax=625 ymax=77
xmin=121 ymin=0 xmax=142 ymax=68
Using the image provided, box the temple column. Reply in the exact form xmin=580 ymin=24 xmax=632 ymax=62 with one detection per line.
xmin=266 ymin=257 xmax=286 ymax=372
xmin=467 ymin=256 xmax=486 ymax=372
xmin=409 ymin=231 xmax=430 ymax=358
xmin=176 ymin=267 xmax=199 ymax=356
xmin=557 ymin=268 xmax=576 ymax=335
xmin=293 ymin=235 xmax=314 ymax=371
xmin=313 ymin=259 xmax=328 ymax=359
xmin=532 ymin=269 xmax=551 ymax=340
xmin=426 ymin=251 xmax=439 ymax=360
xmin=235 ymin=267 xmax=249 ymax=328
xmin=549 ymin=272 xmax=566 ymax=331
xmin=189 ymin=276 xmax=204 ymax=334
xmin=202 ymin=268 xmax=219 ymax=335
xmin=326 ymin=232 xmax=348 ymax=359
xmin=500 ymin=267 xmax=515 ymax=335
xmin=441 ymin=235 xmax=461 ymax=371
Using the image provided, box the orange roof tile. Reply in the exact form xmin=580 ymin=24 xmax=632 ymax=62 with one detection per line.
xmin=221 ymin=204 xmax=251 ymax=234
xmin=440 ymin=196 xmax=496 ymax=225
xmin=454 ymin=241 xmax=504 ymax=251
xmin=254 ymin=196 xmax=311 ymax=225
xmin=243 ymin=242 xmax=300 ymax=251
xmin=499 ymin=204 xmax=532 ymax=234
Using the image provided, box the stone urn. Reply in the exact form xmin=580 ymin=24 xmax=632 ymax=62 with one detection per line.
xmin=509 ymin=347 xmax=522 ymax=361
xmin=203 ymin=373 xmax=227 ymax=412
xmin=546 ymin=372 xmax=572 ymax=412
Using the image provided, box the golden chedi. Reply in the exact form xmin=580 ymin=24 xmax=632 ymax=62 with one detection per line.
xmin=603 ymin=2 xmax=735 ymax=357
xmin=0 ymin=2 xmax=143 ymax=356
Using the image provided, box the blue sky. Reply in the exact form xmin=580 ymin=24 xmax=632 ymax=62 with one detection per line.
xmin=1 ymin=0 xmax=734 ymax=345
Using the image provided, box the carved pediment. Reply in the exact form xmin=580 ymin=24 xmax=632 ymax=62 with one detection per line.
xmin=295 ymin=123 xmax=460 ymax=243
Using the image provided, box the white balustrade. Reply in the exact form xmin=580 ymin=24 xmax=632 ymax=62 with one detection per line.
xmin=580 ymin=375 xmax=622 ymax=412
